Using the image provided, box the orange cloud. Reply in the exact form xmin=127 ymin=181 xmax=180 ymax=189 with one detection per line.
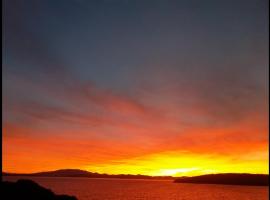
xmin=2 ymin=77 xmax=268 ymax=175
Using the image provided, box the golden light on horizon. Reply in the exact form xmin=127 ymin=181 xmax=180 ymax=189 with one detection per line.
xmin=82 ymin=151 xmax=269 ymax=177
xmin=3 ymin=118 xmax=268 ymax=176
xmin=2 ymin=0 xmax=268 ymax=178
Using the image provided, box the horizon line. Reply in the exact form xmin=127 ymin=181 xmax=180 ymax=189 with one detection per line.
xmin=3 ymin=168 xmax=269 ymax=178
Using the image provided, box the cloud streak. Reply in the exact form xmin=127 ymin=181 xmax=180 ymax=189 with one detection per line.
xmin=3 ymin=0 xmax=268 ymax=175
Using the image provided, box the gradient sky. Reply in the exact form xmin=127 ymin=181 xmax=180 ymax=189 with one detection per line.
xmin=3 ymin=0 xmax=269 ymax=176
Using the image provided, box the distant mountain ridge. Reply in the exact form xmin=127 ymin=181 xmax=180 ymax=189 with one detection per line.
xmin=2 ymin=169 xmax=172 ymax=179
xmin=174 ymin=173 xmax=269 ymax=186
xmin=3 ymin=170 xmax=268 ymax=185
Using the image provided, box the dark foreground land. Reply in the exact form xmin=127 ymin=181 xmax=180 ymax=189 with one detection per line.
xmin=1 ymin=179 xmax=77 ymax=200
xmin=174 ymin=173 xmax=269 ymax=186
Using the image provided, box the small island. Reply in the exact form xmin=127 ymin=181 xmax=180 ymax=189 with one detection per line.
xmin=2 ymin=179 xmax=78 ymax=200
xmin=174 ymin=173 xmax=269 ymax=186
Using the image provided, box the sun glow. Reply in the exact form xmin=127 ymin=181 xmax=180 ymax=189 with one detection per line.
xmin=83 ymin=151 xmax=269 ymax=177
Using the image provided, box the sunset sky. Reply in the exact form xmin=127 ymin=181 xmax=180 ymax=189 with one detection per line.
xmin=3 ymin=0 xmax=269 ymax=176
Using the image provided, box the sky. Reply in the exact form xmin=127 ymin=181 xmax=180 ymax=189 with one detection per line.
xmin=3 ymin=0 xmax=269 ymax=176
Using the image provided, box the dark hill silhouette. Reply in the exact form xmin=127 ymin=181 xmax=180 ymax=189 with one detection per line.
xmin=1 ymin=179 xmax=77 ymax=200
xmin=3 ymin=169 xmax=172 ymax=179
xmin=174 ymin=173 xmax=269 ymax=186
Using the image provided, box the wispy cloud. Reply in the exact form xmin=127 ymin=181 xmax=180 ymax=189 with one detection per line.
xmin=3 ymin=0 xmax=268 ymax=175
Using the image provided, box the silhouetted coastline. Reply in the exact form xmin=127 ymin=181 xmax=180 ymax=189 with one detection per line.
xmin=3 ymin=169 xmax=268 ymax=186
xmin=174 ymin=173 xmax=269 ymax=186
xmin=1 ymin=179 xmax=77 ymax=200
xmin=3 ymin=169 xmax=172 ymax=180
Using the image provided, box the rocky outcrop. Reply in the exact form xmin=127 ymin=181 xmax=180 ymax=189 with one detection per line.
xmin=1 ymin=179 xmax=77 ymax=200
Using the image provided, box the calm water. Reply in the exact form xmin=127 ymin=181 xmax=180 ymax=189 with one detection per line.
xmin=3 ymin=176 xmax=268 ymax=200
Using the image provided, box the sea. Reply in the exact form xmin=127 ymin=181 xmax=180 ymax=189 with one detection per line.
xmin=3 ymin=176 xmax=268 ymax=200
